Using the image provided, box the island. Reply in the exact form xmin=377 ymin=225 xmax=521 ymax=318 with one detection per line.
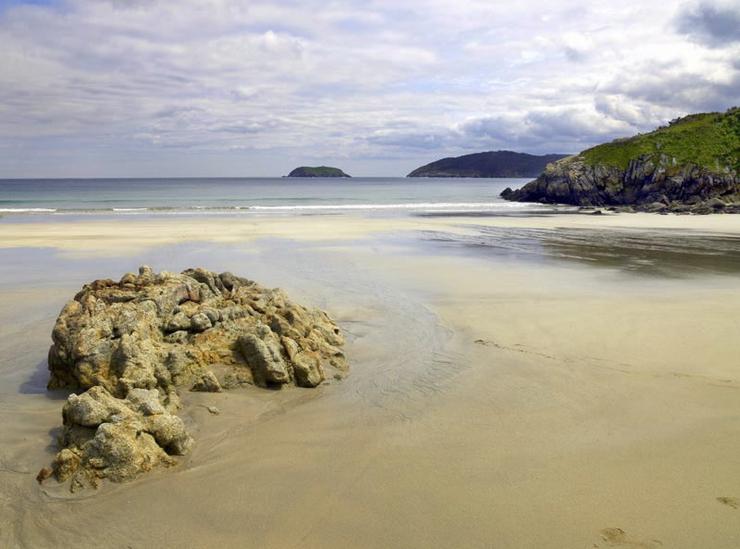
xmin=407 ymin=151 xmax=569 ymax=178
xmin=287 ymin=166 xmax=351 ymax=177
xmin=501 ymin=107 xmax=739 ymax=213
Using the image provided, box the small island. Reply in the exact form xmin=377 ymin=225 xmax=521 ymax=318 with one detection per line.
xmin=287 ymin=166 xmax=351 ymax=177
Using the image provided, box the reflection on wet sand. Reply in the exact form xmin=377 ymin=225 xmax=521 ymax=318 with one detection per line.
xmin=422 ymin=225 xmax=740 ymax=277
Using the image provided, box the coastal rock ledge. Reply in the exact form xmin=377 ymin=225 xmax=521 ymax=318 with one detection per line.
xmin=501 ymin=154 xmax=739 ymax=214
xmin=40 ymin=266 xmax=347 ymax=490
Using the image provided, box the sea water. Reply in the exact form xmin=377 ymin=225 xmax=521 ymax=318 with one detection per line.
xmin=0 ymin=177 xmax=556 ymax=215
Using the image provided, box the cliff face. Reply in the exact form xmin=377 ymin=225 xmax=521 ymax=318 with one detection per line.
xmin=407 ymin=151 xmax=568 ymax=178
xmin=501 ymin=154 xmax=739 ymax=212
xmin=502 ymin=108 xmax=739 ymax=213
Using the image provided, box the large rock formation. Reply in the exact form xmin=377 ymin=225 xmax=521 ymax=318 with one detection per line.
xmin=501 ymin=154 xmax=739 ymax=213
xmin=41 ymin=266 xmax=347 ymax=490
xmin=502 ymin=108 xmax=739 ymax=213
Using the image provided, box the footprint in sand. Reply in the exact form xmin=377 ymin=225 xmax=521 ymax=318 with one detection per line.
xmin=592 ymin=527 xmax=662 ymax=548
xmin=717 ymin=496 xmax=739 ymax=509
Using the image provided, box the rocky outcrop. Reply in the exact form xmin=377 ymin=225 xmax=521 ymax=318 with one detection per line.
xmin=51 ymin=386 xmax=192 ymax=490
xmin=501 ymin=154 xmax=740 ymax=213
xmin=41 ymin=266 xmax=347 ymax=489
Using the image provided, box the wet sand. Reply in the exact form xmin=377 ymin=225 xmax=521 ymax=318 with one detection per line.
xmin=1 ymin=212 xmax=739 ymax=548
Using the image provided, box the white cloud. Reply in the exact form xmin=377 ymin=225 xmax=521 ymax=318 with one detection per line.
xmin=0 ymin=0 xmax=737 ymax=176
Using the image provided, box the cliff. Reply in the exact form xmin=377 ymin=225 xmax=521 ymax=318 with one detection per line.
xmin=501 ymin=108 xmax=739 ymax=213
xmin=407 ymin=151 xmax=569 ymax=178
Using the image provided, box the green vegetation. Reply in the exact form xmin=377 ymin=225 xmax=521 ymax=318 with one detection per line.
xmin=580 ymin=107 xmax=739 ymax=172
xmin=287 ymin=166 xmax=351 ymax=177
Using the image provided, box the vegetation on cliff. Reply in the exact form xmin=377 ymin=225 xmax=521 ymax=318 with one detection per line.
xmin=407 ymin=150 xmax=568 ymax=178
xmin=580 ymin=108 xmax=739 ymax=173
xmin=501 ymin=108 xmax=739 ymax=213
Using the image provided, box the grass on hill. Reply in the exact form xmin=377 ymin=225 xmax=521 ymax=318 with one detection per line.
xmin=580 ymin=107 xmax=739 ymax=172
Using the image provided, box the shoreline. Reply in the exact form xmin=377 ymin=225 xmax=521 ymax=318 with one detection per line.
xmin=1 ymin=211 xmax=739 ymax=256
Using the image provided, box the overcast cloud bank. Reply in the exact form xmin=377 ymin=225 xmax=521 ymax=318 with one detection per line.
xmin=0 ymin=0 xmax=738 ymax=176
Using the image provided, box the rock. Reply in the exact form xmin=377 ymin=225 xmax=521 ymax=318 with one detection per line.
xmin=646 ymin=202 xmax=668 ymax=212
xmin=51 ymin=386 xmax=191 ymax=486
xmin=44 ymin=266 xmax=348 ymax=489
xmin=166 ymin=312 xmax=191 ymax=333
xmin=219 ymin=271 xmax=251 ymax=291
xmin=238 ymin=332 xmax=290 ymax=385
xmin=292 ymin=351 xmax=324 ymax=388
xmin=146 ymin=414 xmax=192 ymax=455
xmin=189 ymin=312 xmax=212 ymax=333
xmin=48 ymin=266 xmax=346 ymax=397
xmin=36 ymin=466 xmax=53 ymax=484
xmin=502 ymin=153 xmax=738 ymax=213
xmin=53 ymin=448 xmax=82 ymax=482
xmin=126 ymin=387 xmax=166 ymax=416
xmin=706 ymin=197 xmax=727 ymax=210
xmin=190 ymin=371 xmax=222 ymax=393
xmin=207 ymin=406 xmax=220 ymax=415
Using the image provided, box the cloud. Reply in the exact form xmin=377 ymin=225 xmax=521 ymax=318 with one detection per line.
xmin=675 ymin=1 xmax=740 ymax=47
xmin=562 ymin=32 xmax=594 ymax=62
xmin=458 ymin=108 xmax=634 ymax=152
xmin=598 ymin=61 xmax=740 ymax=114
xmin=0 ymin=0 xmax=738 ymax=176
xmin=363 ymin=107 xmax=635 ymax=156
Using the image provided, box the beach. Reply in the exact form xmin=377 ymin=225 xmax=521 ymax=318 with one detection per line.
xmin=1 ymin=209 xmax=740 ymax=548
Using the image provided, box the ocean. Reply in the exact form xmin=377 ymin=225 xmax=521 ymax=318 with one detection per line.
xmin=0 ymin=177 xmax=562 ymax=216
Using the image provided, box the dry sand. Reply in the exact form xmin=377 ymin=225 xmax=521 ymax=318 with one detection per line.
xmin=1 ymin=212 xmax=739 ymax=548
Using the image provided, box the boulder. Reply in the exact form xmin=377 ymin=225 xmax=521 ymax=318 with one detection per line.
xmin=52 ymin=386 xmax=191 ymax=488
xmin=41 ymin=266 xmax=348 ymax=489
xmin=47 ymin=266 xmax=347 ymax=398
xmin=238 ymin=332 xmax=290 ymax=385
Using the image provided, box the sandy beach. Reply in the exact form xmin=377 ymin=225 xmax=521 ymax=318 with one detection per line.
xmin=3 ymin=0 xmax=739 ymax=545
xmin=1 ymin=211 xmax=739 ymax=548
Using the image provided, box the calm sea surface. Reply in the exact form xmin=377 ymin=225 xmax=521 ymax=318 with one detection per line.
xmin=0 ymin=177 xmax=557 ymax=216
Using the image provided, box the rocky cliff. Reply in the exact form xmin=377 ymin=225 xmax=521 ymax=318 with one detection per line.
xmin=501 ymin=108 xmax=739 ymax=213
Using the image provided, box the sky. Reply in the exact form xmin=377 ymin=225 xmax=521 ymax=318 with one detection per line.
xmin=0 ymin=0 xmax=738 ymax=177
